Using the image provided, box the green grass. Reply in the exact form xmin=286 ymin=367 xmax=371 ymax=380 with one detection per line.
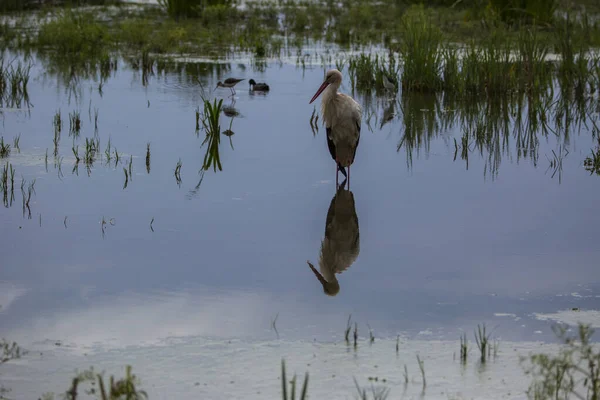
xmin=0 ymin=57 xmax=31 ymax=108
xmin=157 ymin=0 xmax=234 ymax=20
xmin=3 ymin=0 xmax=596 ymax=65
xmin=37 ymin=10 xmax=110 ymax=59
xmin=398 ymin=5 xmax=443 ymax=92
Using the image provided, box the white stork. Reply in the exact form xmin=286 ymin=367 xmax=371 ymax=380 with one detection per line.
xmin=309 ymin=69 xmax=362 ymax=186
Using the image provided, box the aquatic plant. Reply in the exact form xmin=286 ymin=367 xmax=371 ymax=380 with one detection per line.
xmin=146 ymin=143 xmax=151 ymax=174
xmin=53 ymin=110 xmax=62 ymax=133
xmin=474 ymin=323 xmax=492 ymax=363
xmin=158 ymin=0 xmax=233 ymax=19
xmin=344 ymin=314 xmax=352 ymax=344
xmin=281 ymin=359 xmax=309 ymax=400
xmin=489 ymin=0 xmax=557 ymax=25
xmin=0 ymin=58 xmax=31 ymax=108
xmin=12 ymin=134 xmax=20 ymax=153
xmin=0 ymin=162 xmax=8 ymax=206
xmin=0 ymin=137 xmax=10 ymax=158
xmin=0 ymin=339 xmax=24 ymax=398
xmin=460 ymin=333 xmax=468 ymax=364
xmin=367 ymin=323 xmax=375 ymax=344
xmin=584 ymin=133 xmax=600 ymax=176
xmin=517 ymin=27 xmax=552 ymax=93
xmin=416 ymin=354 xmax=426 ymax=390
xmin=72 ymin=145 xmax=81 ymax=164
xmin=69 ymin=111 xmax=82 ymax=136
xmin=37 ymin=10 xmax=109 ymax=57
xmin=524 ymin=323 xmax=600 ymax=400
xmin=174 ymin=159 xmax=182 ymax=185
xmin=40 ymin=365 xmax=147 ymax=400
xmin=200 ymin=98 xmax=224 ymax=172
xmin=398 ymin=6 xmax=443 ymax=92
xmin=353 ymin=377 xmax=390 ymax=400
xmin=123 ymin=167 xmax=129 ymax=189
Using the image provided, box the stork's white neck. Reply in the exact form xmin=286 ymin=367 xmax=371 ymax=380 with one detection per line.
xmin=322 ymin=81 xmax=340 ymax=104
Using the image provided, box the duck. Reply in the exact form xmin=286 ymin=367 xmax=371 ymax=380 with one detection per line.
xmin=249 ymin=79 xmax=270 ymax=92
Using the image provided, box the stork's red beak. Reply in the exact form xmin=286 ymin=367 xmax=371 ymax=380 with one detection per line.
xmin=307 ymin=261 xmax=328 ymax=287
xmin=309 ymin=81 xmax=329 ymax=104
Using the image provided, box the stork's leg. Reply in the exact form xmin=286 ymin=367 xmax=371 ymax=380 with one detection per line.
xmin=348 ymin=166 xmax=350 ymax=188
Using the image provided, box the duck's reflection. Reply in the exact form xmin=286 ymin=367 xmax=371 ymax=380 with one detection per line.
xmin=307 ymin=178 xmax=360 ymax=296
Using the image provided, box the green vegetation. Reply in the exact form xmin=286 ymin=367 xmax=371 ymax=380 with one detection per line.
xmin=281 ymin=359 xmax=309 ymax=400
xmin=158 ymin=0 xmax=234 ymax=19
xmin=199 ymin=98 xmax=225 ymax=172
xmin=460 ymin=333 xmax=468 ymax=364
xmin=1 ymin=0 xmax=598 ymax=65
xmin=40 ymin=365 xmax=147 ymax=400
xmin=584 ymin=129 xmax=600 ymax=175
xmin=1 ymin=339 xmax=24 ymax=397
xmin=397 ymin=6 xmax=443 ymax=92
xmin=0 ymin=137 xmax=10 ymax=158
xmin=37 ymin=10 xmax=110 ymax=58
xmin=524 ymin=324 xmax=600 ymax=400
xmin=474 ymin=324 xmax=492 ymax=363
xmin=0 ymin=57 xmax=31 ymax=108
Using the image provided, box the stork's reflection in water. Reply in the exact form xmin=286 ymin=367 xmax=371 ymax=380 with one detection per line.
xmin=307 ymin=178 xmax=360 ymax=296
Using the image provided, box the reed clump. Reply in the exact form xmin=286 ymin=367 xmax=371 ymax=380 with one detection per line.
xmin=397 ymin=5 xmax=443 ymax=92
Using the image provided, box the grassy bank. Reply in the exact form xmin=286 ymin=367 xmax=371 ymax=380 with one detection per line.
xmin=1 ymin=0 xmax=600 ymax=58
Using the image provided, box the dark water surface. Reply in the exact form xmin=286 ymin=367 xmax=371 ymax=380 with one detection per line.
xmin=1 ymin=52 xmax=599 ymax=359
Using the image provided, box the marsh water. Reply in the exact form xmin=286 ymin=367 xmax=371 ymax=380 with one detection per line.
xmin=1 ymin=46 xmax=600 ymax=399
